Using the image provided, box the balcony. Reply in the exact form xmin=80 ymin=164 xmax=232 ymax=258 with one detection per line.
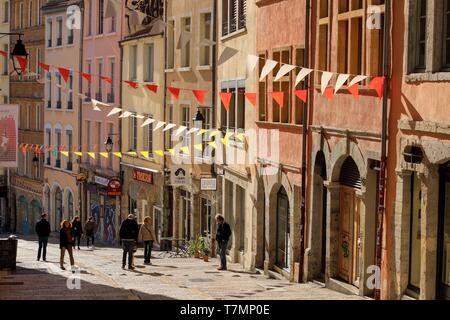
xmin=95 ymin=92 xmax=102 ymax=101
xmin=55 ymin=159 xmax=61 ymax=168
xmin=56 ymin=100 xmax=62 ymax=109
xmin=66 ymin=162 xmax=72 ymax=171
xmin=56 ymin=37 xmax=62 ymax=46
xmin=107 ymin=92 xmax=114 ymax=103
xmin=67 ymin=101 xmax=73 ymax=109
xmin=47 ymin=100 xmax=51 ymax=108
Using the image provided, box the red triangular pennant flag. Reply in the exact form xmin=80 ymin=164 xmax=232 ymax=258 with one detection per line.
xmin=146 ymin=84 xmax=158 ymax=93
xmin=219 ymin=92 xmax=233 ymax=111
xmin=16 ymin=56 xmax=28 ymax=74
xmin=39 ymin=62 xmax=50 ymax=72
xmin=192 ymin=90 xmax=206 ymax=105
xmin=244 ymin=93 xmax=257 ymax=107
xmin=369 ymin=76 xmax=385 ymax=98
xmin=324 ymin=87 xmax=334 ymax=101
xmin=347 ymin=83 xmax=359 ymax=99
xmin=168 ymin=87 xmax=180 ymax=100
xmin=81 ymin=72 xmax=92 ymax=82
xmin=57 ymin=67 xmax=70 ymax=82
xmin=0 ymin=50 xmax=6 ymax=57
xmin=295 ymin=90 xmax=308 ymax=103
xmin=272 ymin=92 xmax=284 ymax=108
xmin=124 ymin=80 xmax=139 ymax=89
xmin=101 ymin=76 xmax=112 ymax=84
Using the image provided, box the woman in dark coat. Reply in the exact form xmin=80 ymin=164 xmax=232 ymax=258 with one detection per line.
xmin=71 ymin=216 xmax=83 ymax=250
xmin=60 ymin=220 xmax=75 ymax=271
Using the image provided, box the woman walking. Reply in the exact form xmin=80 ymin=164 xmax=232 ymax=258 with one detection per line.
xmin=60 ymin=220 xmax=75 ymax=271
xmin=138 ymin=216 xmax=156 ymax=265
xmin=71 ymin=216 xmax=83 ymax=250
xmin=84 ymin=217 xmax=96 ymax=248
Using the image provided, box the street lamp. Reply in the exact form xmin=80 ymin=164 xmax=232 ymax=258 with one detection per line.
xmin=104 ymin=136 xmax=114 ymax=152
xmin=11 ymin=36 xmax=28 ymax=76
xmin=193 ymin=108 xmax=204 ymax=129
xmin=32 ymin=153 xmax=39 ymax=178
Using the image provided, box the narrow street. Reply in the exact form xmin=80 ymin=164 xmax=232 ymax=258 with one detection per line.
xmin=0 ymin=237 xmax=363 ymax=300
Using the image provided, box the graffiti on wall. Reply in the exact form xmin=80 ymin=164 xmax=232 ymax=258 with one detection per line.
xmin=103 ymin=204 xmax=116 ymax=245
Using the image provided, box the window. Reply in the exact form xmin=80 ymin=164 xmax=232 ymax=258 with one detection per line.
xmin=36 ymin=47 xmax=42 ymax=77
xmin=144 ymin=44 xmax=154 ymax=82
xmin=107 ymin=123 xmax=113 ymax=169
xmin=129 ymin=113 xmax=137 ymax=151
xmin=37 ymin=0 xmax=40 ymax=25
xmin=66 ymin=130 xmax=73 ymax=171
xmin=110 ymin=6 xmax=116 ymax=33
xmin=56 ymin=17 xmax=62 ymax=46
xmin=143 ymin=114 xmax=153 ymax=157
xmin=86 ymin=61 xmax=92 ymax=98
xmin=181 ymin=17 xmax=191 ymax=68
xmin=2 ymin=44 xmax=7 ymax=75
xmin=45 ymin=128 xmax=51 ymax=165
xmin=3 ymin=1 xmax=9 ymax=23
xmin=19 ymin=2 xmax=23 ymax=29
xmin=68 ymin=73 xmax=73 ymax=109
xmin=443 ymin=0 xmax=450 ymax=69
xmin=129 ymin=45 xmax=137 ymax=81
xmin=166 ymin=20 xmax=175 ymax=69
xmin=199 ymin=107 xmax=212 ymax=158
xmin=96 ymin=122 xmax=101 ymax=166
xmin=272 ymin=49 xmax=291 ymax=123
xmin=56 ymin=72 xmax=61 ymax=108
xmin=55 ymin=129 xmax=61 ymax=168
xmin=415 ymin=0 xmax=427 ymax=71
xmin=98 ymin=0 xmax=104 ymax=34
xmin=165 ymin=104 xmax=173 ymax=149
xmin=221 ymin=79 xmax=245 ymax=134
xmin=46 ymin=72 xmax=52 ymax=108
xmin=181 ymin=106 xmax=191 ymax=150
xmin=200 ymin=13 xmax=212 ymax=66
xmin=222 ymin=0 xmax=246 ymax=36
xmin=86 ymin=120 xmax=91 ymax=164
xmin=108 ymin=58 xmax=115 ymax=103
xmin=88 ymin=0 xmax=92 ymax=36
xmin=47 ymin=19 xmax=52 ymax=47
xmin=258 ymin=53 xmax=266 ymax=121
xmin=97 ymin=60 xmax=103 ymax=101
xmin=318 ymin=0 xmax=330 ymax=71
xmin=295 ymin=48 xmax=305 ymax=125
xmin=181 ymin=190 xmax=192 ymax=240
xmin=35 ymin=104 xmax=41 ymax=130
xmin=68 ymin=25 xmax=74 ymax=44
xmin=28 ymin=0 xmax=32 ymax=27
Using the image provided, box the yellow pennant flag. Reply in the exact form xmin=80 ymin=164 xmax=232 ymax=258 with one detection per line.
xmin=113 ymin=152 xmax=122 ymax=158
xmin=221 ymin=132 xmax=233 ymax=147
xmin=127 ymin=151 xmax=137 ymax=156
xmin=194 ymin=144 xmax=203 ymax=151
xmin=209 ymin=130 xmax=221 ymax=138
xmin=154 ymin=150 xmax=164 ymax=157
xmin=74 ymin=152 xmax=83 ymax=157
xmin=236 ymin=133 xmax=245 ymax=142
xmin=140 ymin=151 xmax=149 ymax=158
xmin=99 ymin=152 xmax=109 ymax=158
xmin=167 ymin=149 xmax=175 ymax=156
xmin=207 ymin=141 xmax=217 ymax=149
xmin=197 ymin=128 xmax=209 ymax=136
xmin=88 ymin=152 xmax=96 ymax=159
xmin=60 ymin=151 xmax=69 ymax=157
xmin=180 ymin=146 xmax=190 ymax=154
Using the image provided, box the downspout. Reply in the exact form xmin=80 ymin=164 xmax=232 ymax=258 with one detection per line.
xmin=163 ymin=0 xmax=168 ymax=240
xmin=375 ymin=0 xmax=392 ymax=301
xmin=78 ymin=1 xmax=84 ymax=223
xmin=299 ymin=0 xmax=311 ymax=283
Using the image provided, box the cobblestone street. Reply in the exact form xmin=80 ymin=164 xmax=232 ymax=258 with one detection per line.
xmin=0 ymin=237 xmax=364 ymax=300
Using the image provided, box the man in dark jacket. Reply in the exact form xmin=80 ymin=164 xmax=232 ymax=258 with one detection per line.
xmin=119 ymin=214 xmax=139 ymax=269
xmin=35 ymin=213 xmax=51 ymax=261
xmin=215 ymin=214 xmax=232 ymax=270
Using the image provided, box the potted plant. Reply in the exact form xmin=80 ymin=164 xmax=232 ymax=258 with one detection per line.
xmin=188 ymin=238 xmax=200 ymax=258
xmin=202 ymin=246 xmax=210 ymax=262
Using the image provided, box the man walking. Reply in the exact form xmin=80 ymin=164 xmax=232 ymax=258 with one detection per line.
xmin=84 ymin=217 xmax=96 ymax=249
xmin=35 ymin=213 xmax=51 ymax=261
xmin=215 ymin=214 xmax=231 ymax=271
xmin=119 ymin=214 xmax=139 ymax=270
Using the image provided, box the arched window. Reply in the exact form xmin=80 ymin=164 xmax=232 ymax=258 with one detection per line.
xmin=54 ymin=187 xmax=62 ymax=229
xmin=67 ymin=192 xmax=73 ymax=219
xmin=3 ymin=1 xmax=9 ymax=23
xmin=276 ymin=187 xmax=290 ymax=270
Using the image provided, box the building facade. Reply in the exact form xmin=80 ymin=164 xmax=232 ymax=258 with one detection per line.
xmin=78 ymin=0 xmax=123 ymax=245
xmin=8 ymin=0 xmax=45 ymax=234
xmin=42 ymin=0 xmax=82 ymax=231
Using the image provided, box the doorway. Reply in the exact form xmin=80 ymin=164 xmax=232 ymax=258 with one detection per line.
xmin=276 ymin=187 xmax=290 ymax=270
xmin=408 ymin=172 xmax=421 ymax=294
xmin=437 ymin=161 xmax=450 ymax=300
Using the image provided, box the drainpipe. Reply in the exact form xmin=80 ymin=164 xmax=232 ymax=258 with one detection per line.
xmin=300 ymin=0 xmax=311 ymax=283
xmin=78 ymin=1 xmax=84 ymax=223
xmin=163 ymin=0 xmax=168 ymax=242
xmin=374 ymin=0 xmax=391 ymax=300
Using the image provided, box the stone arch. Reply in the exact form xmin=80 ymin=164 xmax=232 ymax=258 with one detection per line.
xmin=52 ymin=183 xmax=63 ymax=231
xmin=64 ymin=188 xmax=74 ymax=220
xmin=330 ymin=139 xmax=367 ymax=182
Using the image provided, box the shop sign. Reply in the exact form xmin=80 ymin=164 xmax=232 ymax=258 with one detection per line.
xmin=94 ymin=175 xmax=109 ymax=186
xmin=107 ymin=178 xmax=122 ymax=197
xmin=133 ymin=169 xmax=153 ymax=184
xmin=200 ymin=178 xmax=217 ymax=191
xmin=170 ymin=165 xmax=190 ymax=186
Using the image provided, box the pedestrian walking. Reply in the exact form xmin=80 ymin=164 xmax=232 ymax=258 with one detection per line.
xmin=59 ymin=220 xmax=75 ymax=271
xmin=215 ymin=214 xmax=232 ymax=271
xmin=119 ymin=214 xmax=139 ymax=270
xmin=35 ymin=213 xmax=51 ymax=261
xmin=138 ymin=216 xmax=155 ymax=265
xmin=84 ymin=217 xmax=96 ymax=248
xmin=71 ymin=216 xmax=83 ymax=250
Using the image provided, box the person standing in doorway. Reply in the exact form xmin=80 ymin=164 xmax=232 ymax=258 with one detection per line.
xmin=84 ymin=217 xmax=96 ymax=249
xmin=59 ymin=220 xmax=75 ymax=271
xmin=71 ymin=216 xmax=83 ymax=250
xmin=138 ymin=216 xmax=155 ymax=265
xmin=119 ymin=214 xmax=139 ymax=270
xmin=215 ymin=214 xmax=232 ymax=271
xmin=35 ymin=213 xmax=51 ymax=261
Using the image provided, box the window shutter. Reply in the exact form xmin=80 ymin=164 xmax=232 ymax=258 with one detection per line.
xmin=230 ymin=0 xmax=237 ymax=33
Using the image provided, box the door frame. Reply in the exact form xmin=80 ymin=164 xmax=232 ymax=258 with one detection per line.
xmin=275 ymin=188 xmax=290 ymax=271
xmin=437 ymin=162 xmax=450 ymax=299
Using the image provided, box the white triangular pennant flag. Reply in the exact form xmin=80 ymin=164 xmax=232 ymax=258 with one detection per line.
xmin=246 ymin=54 xmax=260 ymax=78
xmin=295 ymin=68 xmax=313 ymax=86
xmin=105 ymin=0 xmax=117 ymax=19
xmin=153 ymin=121 xmax=166 ymax=131
xmin=150 ymin=19 xmax=166 ymax=34
xmin=141 ymin=118 xmax=156 ymax=127
xmin=321 ymin=71 xmax=333 ymax=94
xmin=259 ymin=59 xmax=278 ymax=81
xmin=163 ymin=123 xmax=176 ymax=132
xmin=177 ymin=30 xmax=192 ymax=50
xmin=218 ymin=47 xmax=239 ymax=66
xmin=348 ymin=75 xmax=368 ymax=88
xmin=107 ymin=107 xmax=122 ymax=117
xmin=335 ymin=74 xmax=350 ymax=93
xmin=119 ymin=111 xmax=132 ymax=118
xmin=174 ymin=126 xmax=187 ymax=137
xmin=186 ymin=127 xmax=200 ymax=135
xmin=129 ymin=11 xmax=140 ymax=26
xmin=200 ymin=39 xmax=216 ymax=46
xmin=93 ymin=105 xmax=101 ymax=111
xmin=274 ymin=64 xmax=296 ymax=81
xmin=133 ymin=114 xmax=145 ymax=119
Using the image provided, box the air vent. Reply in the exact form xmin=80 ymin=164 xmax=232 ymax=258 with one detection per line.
xmin=339 ymin=157 xmax=362 ymax=189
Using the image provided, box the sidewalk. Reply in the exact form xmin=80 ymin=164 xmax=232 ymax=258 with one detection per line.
xmin=0 ymin=237 xmax=364 ymax=300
